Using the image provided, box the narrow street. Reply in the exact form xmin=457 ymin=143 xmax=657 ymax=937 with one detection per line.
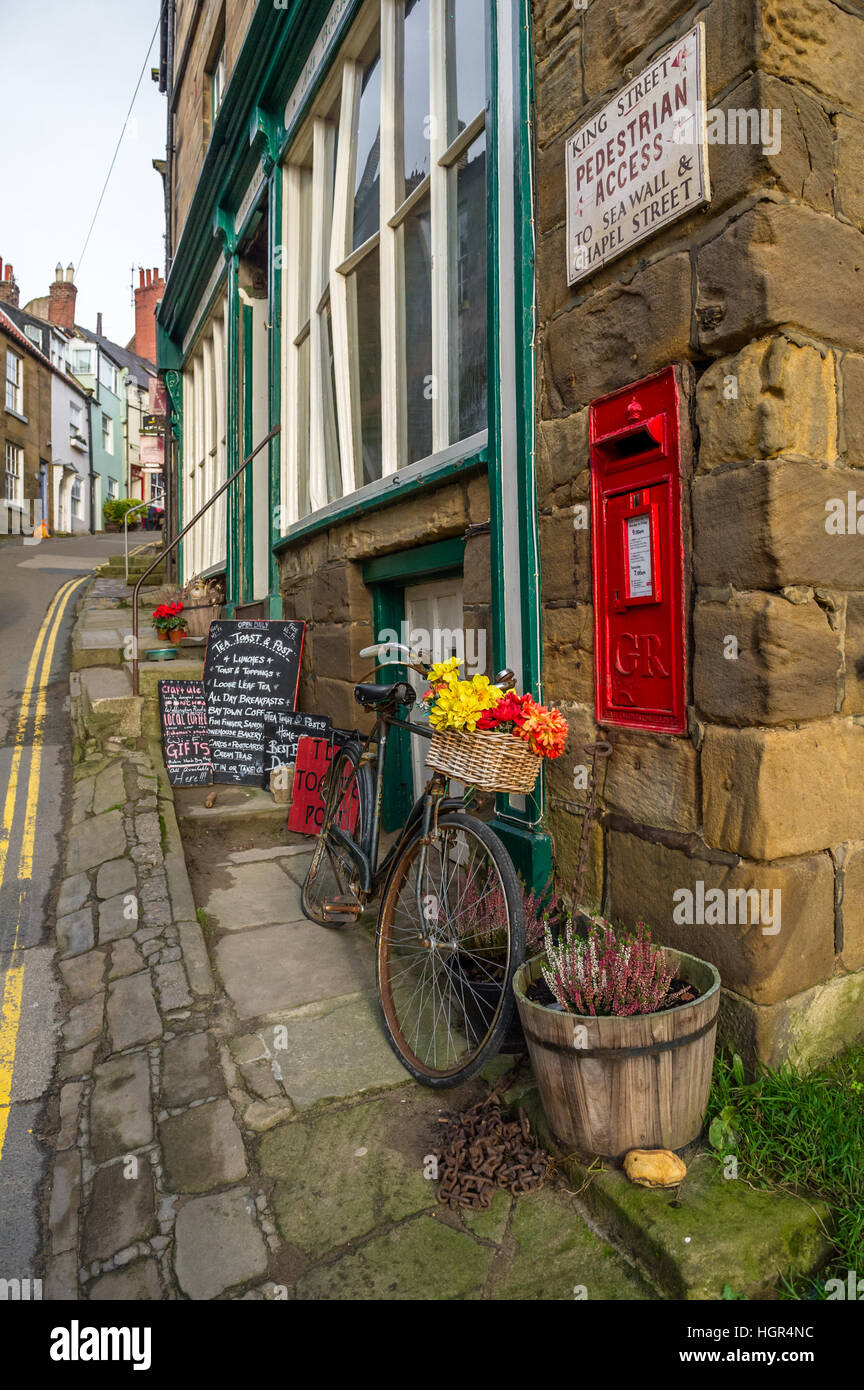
xmin=0 ymin=533 xmax=125 ymax=1283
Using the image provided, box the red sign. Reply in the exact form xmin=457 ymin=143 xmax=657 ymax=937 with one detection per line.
xmin=590 ymin=365 xmax=689 ymax=734
xmin=287 ymin=735 xmax=335 ymax=836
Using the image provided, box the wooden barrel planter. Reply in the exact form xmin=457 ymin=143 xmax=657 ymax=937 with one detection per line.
xmin=513 ymin=948 xmax=720 ymax=1163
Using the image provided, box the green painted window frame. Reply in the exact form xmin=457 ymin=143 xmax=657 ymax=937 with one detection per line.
xmin=364 ymin=536 xmax=465 ymax=830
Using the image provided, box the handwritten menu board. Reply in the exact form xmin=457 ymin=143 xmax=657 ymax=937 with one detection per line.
xmin=202 ymin=620 xmax=306 ymax=785
xmin=262 ymin=712 xmax=332 ymax=788
xmin=158 ymin=680 xmax=212 ymax=786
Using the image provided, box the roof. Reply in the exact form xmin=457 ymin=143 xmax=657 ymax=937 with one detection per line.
xmin=0 ymin=304 xmax=89 ymax=397
xmin=74 ymin=325 xmax=156 ymax=386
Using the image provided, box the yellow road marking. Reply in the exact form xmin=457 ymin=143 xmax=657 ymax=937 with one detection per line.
xmin=0 ymin=576 xmax=88 ymax=1161
xmin=0 ymin=578 xmax=79 ymax=891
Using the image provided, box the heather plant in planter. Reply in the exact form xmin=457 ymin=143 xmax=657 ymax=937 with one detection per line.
xmin=513 ymin=911 xmax=721 ymax=1162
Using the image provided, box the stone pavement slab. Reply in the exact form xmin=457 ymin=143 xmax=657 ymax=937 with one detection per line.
xmin=201 ymin=861 xmax=305 ymax=931
xmin=215 ymin=920 xmax=375 ymax=1019
xmin=173 ymin=1188 xmax=269 ymax=1300
xmin=258 ymin=996 xmax=408 ymax=1109
xmin=90 ymin=1053 xmax=153 ymax=1163
xmin=87 ymin=1258 xmax=163 ymax=1301
xmin=160 ymin=1099 xmax=247 ymax=1193
xmin=296 ymin=1214 xmax=494 ymax=1300
xmin=67 ymin=811 xmax=126 ymax=874
xmin=161 ymin=1032 xmax=224 ymax=1108
xmin=83 ymin=1160 xmax=157 ymax=1263
xmin=259 ymin=1093 xmax=445 ymax=1257
xmin=106 ymin=972 xmax=162 ymax=1050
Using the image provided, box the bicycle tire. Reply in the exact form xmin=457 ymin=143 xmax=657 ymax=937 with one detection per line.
xmin=301 ymin=743 xmax=374 ymax=927
xmin=375 ymin=811 xmax=525 ymax=1087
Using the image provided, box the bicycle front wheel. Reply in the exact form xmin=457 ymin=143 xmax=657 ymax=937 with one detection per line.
xmin=301 ymin=743 xmax=373 ymax=927
xmin=376 ymin=812 xmax=525 ymax=1087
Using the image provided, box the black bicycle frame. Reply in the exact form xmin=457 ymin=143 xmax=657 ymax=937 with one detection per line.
xmin=326 ymin=706 xmax=466 ymax=899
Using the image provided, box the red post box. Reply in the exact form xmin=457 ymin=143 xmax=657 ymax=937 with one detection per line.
xmin=589 ymin=366 xmax=690 ymax=735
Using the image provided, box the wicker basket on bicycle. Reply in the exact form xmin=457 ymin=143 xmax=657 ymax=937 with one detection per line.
xmin=426 ymin=727 xmax=541 ymax=794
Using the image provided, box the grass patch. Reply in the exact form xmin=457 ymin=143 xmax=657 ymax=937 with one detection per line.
xmin=707 ymin=1047 xmax=864 ymax=1297
xmin=196 ymin=906 xmax=215 ymax=937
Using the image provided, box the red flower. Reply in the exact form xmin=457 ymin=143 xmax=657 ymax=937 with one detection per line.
xmin=477 ymin=690 xmax=531 ymax=730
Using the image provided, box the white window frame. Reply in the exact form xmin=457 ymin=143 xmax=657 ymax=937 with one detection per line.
xmin=4 ymin=441 xmax=23 ymax=504
xmin=5 ymin=350 xmax=23 ymax=414
xmin=280 ymin=0 xmax=488 ymax=530
xmin=71 ymin=477 xmax=83 ymax=517
xmin=106 ymin=476 xmax=119 ymax=501
xmin=102 ymin=412 xmax=114 ymax=455
xmin=182 ymin=296 xmax=228 ymax=580
xmin=70 ymin=348 xmax=92 ymax=375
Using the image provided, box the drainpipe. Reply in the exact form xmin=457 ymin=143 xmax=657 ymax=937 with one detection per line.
xmin=86 ymin=390 xmax=95 ymax=534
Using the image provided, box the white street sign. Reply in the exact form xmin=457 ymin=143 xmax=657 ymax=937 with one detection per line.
xmin=566 ymin=24 xmax=710 ymax=286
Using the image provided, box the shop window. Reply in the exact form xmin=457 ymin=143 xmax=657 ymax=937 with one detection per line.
xmin=280 ymin=0 xmax=489 ymax=529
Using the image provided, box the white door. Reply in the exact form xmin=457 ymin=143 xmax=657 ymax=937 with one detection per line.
xmin=404 ymin=577 xmax=464 ymax=799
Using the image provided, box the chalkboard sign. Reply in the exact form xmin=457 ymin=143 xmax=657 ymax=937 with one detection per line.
xmin=202 ymin=619 xmax=306 ymax=784
xmin=158 ymin=680 xmax=212 ymax=786
xmin=262 ymin=712 xmax=332 ymax=787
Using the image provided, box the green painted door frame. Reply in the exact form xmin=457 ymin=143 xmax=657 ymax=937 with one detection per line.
xmin=486 ymin=0 xmax=552 ymax=893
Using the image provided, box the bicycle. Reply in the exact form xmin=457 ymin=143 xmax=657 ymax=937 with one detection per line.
xmin=301 ymin=642 xmax=526 ymax=1088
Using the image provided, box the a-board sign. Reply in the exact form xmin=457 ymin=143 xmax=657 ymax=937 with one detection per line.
xmin=158 ymin=680 xmax=212 ymax=786
xmin=262 ymin=712 xmax=332 ymax=787
xmin=202 ymin=619 xmax=306 ymax=785
xmin=566 ymin=24 xmax=709 ymax=286
xmin=287 ymin=735 xmax=338 ymax=836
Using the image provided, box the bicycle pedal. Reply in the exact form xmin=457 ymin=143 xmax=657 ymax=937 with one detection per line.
xmin=322 ymin=897 xmax=362 ymax=920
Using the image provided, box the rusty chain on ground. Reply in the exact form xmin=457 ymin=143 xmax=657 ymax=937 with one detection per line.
xmin=433 ymin=1095 xmax=549 ymax=1210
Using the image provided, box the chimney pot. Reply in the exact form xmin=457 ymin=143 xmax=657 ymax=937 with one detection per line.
xmin=139 ymin=269 xmax=145 ymax=288
xmin=56 ymin=263 xmax=63 ymax=282
xmin=146 ymin=269 xmax=152 ymax=286
xmin=65 ymin=263 xmax=74 ymax=283
xmin=5 ymin=265 xmax=11 ymax=282
xmin=97 ymin=312 xmax=103 ymax=336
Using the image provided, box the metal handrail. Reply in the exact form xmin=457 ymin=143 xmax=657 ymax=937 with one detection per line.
xmin=124 ymin=490 xmax=166 ymax=585
xmin=131 ymin=424 xmax=280 ymax=695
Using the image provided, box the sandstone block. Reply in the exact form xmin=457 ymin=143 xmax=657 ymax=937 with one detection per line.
xmin=603 ymin=730 xmax=700 ymax=833
xmin=535 ymin=21 xmax=583 ymax=148
xmin=693 ymin=592 xmax=840 ymax=724
xmin=536 ymin=410 xmax=590 ymax=507
xmin=544 ymin=254 xmax=692 ymax=414
xmin=531 ymin=0 xmax=578 ymax=63
xmin=583 ymin=0 xmax=697 ymax=101
xmin=840 ymin=353 xmax=864 ymax=468
xmin=834 ymin=115 xmax=864 ymax=235
xmin=718 ymin=968 xmax=864 ymax=1069
xmin=606 ymin=830 xmax=835 ymax=1004
xmin=464 ymin=530 xmax=491 ymax=607
xmin=839 ymin=841 xmax=864 ymax=973
xmin=760 ymin=0 xmax=864 ymax=121
xmin=693 ymin=460 xmax=864 ymax=590
xmin=310 ymin=563 xmax=370 ymax=624
xmin=701 ymin=720 xmax=864 ymax=859
xmin=540 ymin=510 xmax=592 ymax=603
xmin=843 ymin=593 xmax=864 ymax=715
xmin=696 ymin=204 xmax=864 ymax=355
xmin=695 ymin=338 xmax=838 ymax=472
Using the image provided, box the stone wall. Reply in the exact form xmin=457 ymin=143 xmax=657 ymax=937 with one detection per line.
xmin=277 ymin=471 xmax=492 ymax=732
xmin=532 ymin=0 xmax=864 ymax=1065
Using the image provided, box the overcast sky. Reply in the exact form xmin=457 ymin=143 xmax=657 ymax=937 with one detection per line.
xmin=0 ymin=0 xmax=166 ymax=348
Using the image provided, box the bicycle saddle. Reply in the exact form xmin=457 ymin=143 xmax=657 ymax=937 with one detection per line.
xmin=353 ymin=681 xmax=417 ymax=709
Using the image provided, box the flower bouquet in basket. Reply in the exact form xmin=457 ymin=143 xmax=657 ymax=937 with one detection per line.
xmin=421 ymin=658 xmax=568 ymax=794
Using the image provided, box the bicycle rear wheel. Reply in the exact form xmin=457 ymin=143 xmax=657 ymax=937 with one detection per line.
xmin=301 ymin=743 xmax=373 ymax=926
xmin=376 ymin=812 xmax=525 ymax=1086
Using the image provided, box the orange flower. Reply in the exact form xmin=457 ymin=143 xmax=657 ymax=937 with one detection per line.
xmin=517 ymin=702 xmax=568 ymax=759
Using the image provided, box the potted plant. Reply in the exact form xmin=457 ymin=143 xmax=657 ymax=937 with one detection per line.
xmin=151 ymin=600 xmax=186 ymax=643
xmin=514 ymin=914 xmax=720 ymax=1162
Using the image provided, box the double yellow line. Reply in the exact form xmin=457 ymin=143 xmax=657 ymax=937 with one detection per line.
xmin=0 ymin=575 xmax=87 ymax=1162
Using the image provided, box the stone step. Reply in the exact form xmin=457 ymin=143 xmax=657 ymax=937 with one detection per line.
xmin=79 ymin=666 xmax=143 ymax=740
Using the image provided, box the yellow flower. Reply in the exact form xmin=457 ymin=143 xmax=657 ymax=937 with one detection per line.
xmin=428 ymin=676 xmax=505 ymax=733
xmin=426 ymin=656 xmax=463 ymax=687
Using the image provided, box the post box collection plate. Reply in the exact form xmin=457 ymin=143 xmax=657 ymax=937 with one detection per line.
xmin=589 ymin=366 xmax=688 ymax=734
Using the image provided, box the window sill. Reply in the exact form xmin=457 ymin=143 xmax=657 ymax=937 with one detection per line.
xmin=5 ymin=407 xmax=28 ymax=424
xmin=273 ymin=433 xmax=488 ymax=555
